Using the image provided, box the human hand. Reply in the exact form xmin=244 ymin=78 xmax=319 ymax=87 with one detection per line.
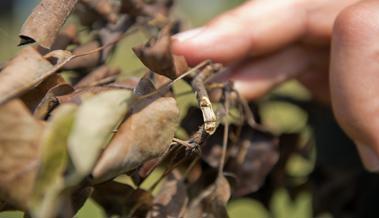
xmin=172 ymin=0 xmax=379 ymax=171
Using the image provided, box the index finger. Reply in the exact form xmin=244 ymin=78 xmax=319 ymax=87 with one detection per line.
xmin=172 ymin=0 xmax=308 ymax=65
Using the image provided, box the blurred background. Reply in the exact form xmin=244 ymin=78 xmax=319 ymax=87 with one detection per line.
xmin=1 ymin=1 xmax=378 ymax=218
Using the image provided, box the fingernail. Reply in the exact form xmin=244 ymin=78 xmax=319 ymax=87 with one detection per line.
xmin=234 ymin=81 xmax=251 ymax=93
xmin=234 ymin=81 xmax=265 ymax=100
xmin=173 ymin=27 xmax=205 ymax=42
xmin=356 ymin=142 xmax=379 ymax=172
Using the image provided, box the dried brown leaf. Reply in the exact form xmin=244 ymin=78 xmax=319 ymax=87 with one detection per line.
xmin=51 ymin=24 xmax=78 ymax=50
xmin=57 ymin=86 xmax=131 ymax=105
xmin=133 ymin=26 xmax=177 ymax=80
xmin=0 ymin=100 xmax=43 ymax=208
xmin=129 ymin=158 xmax=160 ymax=185
xmin=185 ymin=175 xmax=230 ymax=218
xmin=63 ymin=41 xmax=101 ymax=70
xmin=0 ymin=47 xmax=53 ymax=105
xmin=226 ymin=126 xmax=279 ymax=196
xmin=33 ymin=83 xmax=74 ymax=119
xmin=121 ymin=0 xmax=173 ymax=18
xmin=92 ymin=96 xmax=179 ymax=181
xmin=92 ymin=181 xmax=153 ymax=217
xmin=80 ymin=0 xmax=118 ymax=23
xmin=68 ymin=90 xmax=131 ymax=178
xmin=19 ymin=0 xmax=78 ymax=49
xmin=20 ymin=74 xmax=71 ymax=113
xmin=74 ymin=65 xmax=120 ymax=88
xmin=147 ymin=170 xmax=188 ymax=218
xmin=133 ymin=74 xmax=156 ymax=96
xmin=98 ymin=15 xmax=134 ymax=60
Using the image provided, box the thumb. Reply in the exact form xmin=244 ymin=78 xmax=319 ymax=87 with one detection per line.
xmin=330 ymin=0 xmax=379 ymax=171
xmin=172 ymin=0 xmax=307 ymax=65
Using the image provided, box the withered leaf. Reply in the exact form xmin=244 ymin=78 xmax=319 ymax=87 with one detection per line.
xmin=30 ymin=104 xmax=78 ymax=218
xmin=0 ymin=47 xmax=53 ymax=105
xmin=80 ymin=0 xmax=118 ymax=23
xmin=147 ymin=170 xmax=188 ymax=218
xmin=51 ymin=24 xmax=78 ymax=50
xmin=74 ymin=65 xmax=120 ymax=89
xmin=56 ymin=84 xmax=135 ymax=106
xmin=19 ymin=0 xmax=78 ymax=49
xmin=0 ymin=100 xmax=43 ymax=208
xmin=200 ymin=125 xmax=233 ymax=168
xmin=74 ymin=3 xmax=101 ymax=27
xmin=21 ymin=74 xmax=72 ymax=113
xmin=129 ymin=158 xmax=160 ymax=186
xmin=92 ymin=181 xmax=153 ymax=217
xmin=185 ymin=175 xmax=230 ymax=218
xmin=120 ymin=0 xmax=146 ymax=17
xmin=68 ymin=90 xmax=131 ymax=178
xmin=63 ymin=41 xmax=101 ymax=70
xmin=33 ymin=83 xmax=74 ymax=120
xmin=92 ymin=96 xmax=179 ymax=182
xmin=133 ymin=74 xmax=156 ymax=96
xmin=121 ymin=0 xmax=173 ymax=18
xmin=133 ymin=26 xmax=179 ymax=80
xmin=70 ymin=186 xmax=94 ymax=215
xmin=98 ymin=14 xmax=134 ymax=61
xmin=226 ymin=126 xmax=279 ymax=196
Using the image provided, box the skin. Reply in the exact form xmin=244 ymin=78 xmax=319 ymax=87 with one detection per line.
xmin=171 ymin=0 xmax=379 ymax=171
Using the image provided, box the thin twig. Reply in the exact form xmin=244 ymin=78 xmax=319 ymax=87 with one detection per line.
xmin=86 ymin=75 xmax=118 ymax=87
xmin=182 ymin=156 xmax=200 ymax=181
xmin=39 ymin=28 xmax=139 ymax=84
xmin=133 ymin=60 xmax=211 ymax=103
xmin=172 ymin=138 xmax=196 ymax=150
xmin=134 ymin=144 xmax=178 ymax=188
xmin=219 ymin=88 xmax=230 ymax=176
xmin=148 ymin=155 xmax=186 ymax=192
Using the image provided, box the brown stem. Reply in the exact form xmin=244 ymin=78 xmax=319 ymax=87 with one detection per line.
xmin=191 ymin=64 xmax=222 ymax=135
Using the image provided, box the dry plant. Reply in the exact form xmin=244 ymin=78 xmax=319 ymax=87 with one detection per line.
xmin=0 ymin=0 xmax=309 ymax=217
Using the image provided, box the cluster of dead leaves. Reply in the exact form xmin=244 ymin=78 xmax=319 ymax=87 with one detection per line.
xmin=0 ymin=0 xmax=310 ymax=218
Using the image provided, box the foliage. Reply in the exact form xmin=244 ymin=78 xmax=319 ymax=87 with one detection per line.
xmin=0 ymin=0 xmax=317 ymax=218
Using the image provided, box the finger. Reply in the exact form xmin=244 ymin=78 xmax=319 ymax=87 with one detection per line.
xmin=330 ymin=0 xmax=379 ymax=171
xmin=217 ymin=45 xmax=326 ymax=100
xmin=304 ymin=0 xmax=361 ymax=45
xmin=356 ymin=143 xmax=379 ymax=172
xmin=172 ymin=0 xmax=308 ymax=65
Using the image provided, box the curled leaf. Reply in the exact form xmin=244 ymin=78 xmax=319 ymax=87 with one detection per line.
xmin=33 ymin=83 xmax=74 ymax=119
xmin=133 ymin=26 xmax=184 ymax=80
xmin=20 ymin=74 xmax=73 ymax=113
xmin=0 ymin=47 xmax=53 ymax=105
xmin=19 ymin=0 xmax=78 ymax=49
